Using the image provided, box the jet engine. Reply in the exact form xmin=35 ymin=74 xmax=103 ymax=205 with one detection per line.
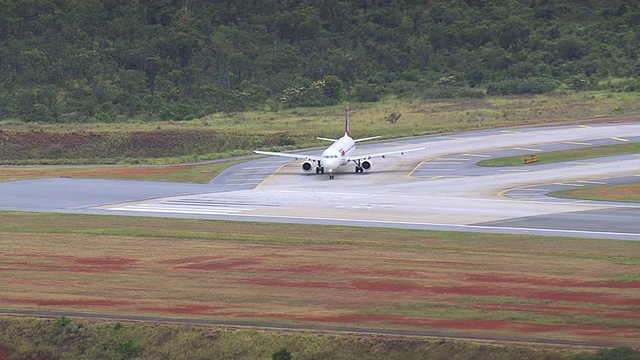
xmin=356 ymin=160 xmax=372 ymax=173
xmin=361 ymin=160 xmax=372 ymax=171
xmin=302 ymin=161 xmax=313 ymax=172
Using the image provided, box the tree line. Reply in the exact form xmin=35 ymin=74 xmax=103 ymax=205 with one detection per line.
xmin=0 ymin=0 xmax=638 ymax=123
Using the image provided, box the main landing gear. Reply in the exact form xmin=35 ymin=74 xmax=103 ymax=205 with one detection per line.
xmin=352 ymin=159 xmax=371 ymax=173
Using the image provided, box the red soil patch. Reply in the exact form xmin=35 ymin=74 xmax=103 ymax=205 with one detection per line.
xmin=0 ymin=346 xmax=9 ymax=360
xmin=2 ymin=254 xmax=138 ymax=272
xmin=466 ymin=273 xmax=640 ymax=289
xmin=0 ymin=165 xmax=193 ymax=179
xmin=350 ymin=280 xmax=425 ymax=292
xmin=89 ymin=166 xmax=193 ymax=176
xmin=1 ymin=297 xmax=128 ymax=307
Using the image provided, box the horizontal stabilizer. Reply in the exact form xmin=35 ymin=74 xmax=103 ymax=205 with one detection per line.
xmin=317 ymin=137 xmax=338 ymax=142
xmin=354 ymin=136 xmax=381 ymax=143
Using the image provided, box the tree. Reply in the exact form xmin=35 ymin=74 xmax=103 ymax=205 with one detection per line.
xmin=1 ymin=0 xmax=639 ymax=122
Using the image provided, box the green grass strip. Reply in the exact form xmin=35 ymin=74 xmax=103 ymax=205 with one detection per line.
xmin=548 ymin=182 xmax=640 ymax=203
xmin=477 ymin=142 xmax=640 ymax=167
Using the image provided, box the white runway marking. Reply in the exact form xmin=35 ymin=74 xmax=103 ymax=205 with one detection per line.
xmin=108 ymin=205 xmax=252 ymax=215
xmin=513 ymin=147 xmax=543 ymax=152
xmin=565 ymin=141 xmax=593 ymax=146
xmin=463 ymin=153 xmax=491 ymax=157
xmin=611 ymin=137 xmax=629 ymax=142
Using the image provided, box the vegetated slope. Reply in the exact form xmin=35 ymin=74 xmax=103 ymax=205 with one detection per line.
xmin=0 ymin=129 xmax=295 ymax=163
xmin=0 ymin=0 xmax=638 ymax=122
xmin=1 ymin=318 xmax=638 ymax=359
xmin=2 ymin=317 xmax=619 ymax=360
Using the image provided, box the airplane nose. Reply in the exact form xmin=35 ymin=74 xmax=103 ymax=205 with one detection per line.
xmin=324 ymin=158 xmax=340 ymax=171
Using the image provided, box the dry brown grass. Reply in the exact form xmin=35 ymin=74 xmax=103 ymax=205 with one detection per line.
xmin=1 ymin=213 xmax=639 ymax=345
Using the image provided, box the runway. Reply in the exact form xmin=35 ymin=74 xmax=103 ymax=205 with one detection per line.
xmin=2 ymin=121 xmax=640 ymax=240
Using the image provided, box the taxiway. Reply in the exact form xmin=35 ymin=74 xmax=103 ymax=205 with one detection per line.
xmin=1 ymin=121 xmax=639 ymax=240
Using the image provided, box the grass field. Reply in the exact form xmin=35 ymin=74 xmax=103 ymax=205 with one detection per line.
xmin=1 ymin=212 xmax=638 ymax=348
xmin=2 ymin=91 xmax=640 ymax=165
xmin=0 ymin=160 xmax=244 ymax=183
xmin=549 ymin=182 xmax=640 ymax=203
xmin=476 ymin=143 xmax=640 ymax=167
xmin=3 ymin=91 xmax=640 ymax=136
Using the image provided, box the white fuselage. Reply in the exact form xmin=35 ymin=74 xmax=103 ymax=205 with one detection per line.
xmin=253 ymin=105 xmax=424 ymax=179
xmin=321 ymin=134 xmax=355 ymax=173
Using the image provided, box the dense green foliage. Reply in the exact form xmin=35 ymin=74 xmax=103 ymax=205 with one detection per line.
xmin=1 ymin=0 xmax=639 ymax=122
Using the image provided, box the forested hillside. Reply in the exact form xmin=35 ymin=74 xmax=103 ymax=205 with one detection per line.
xmin=1 ymin=0 xmax=638 ymax=123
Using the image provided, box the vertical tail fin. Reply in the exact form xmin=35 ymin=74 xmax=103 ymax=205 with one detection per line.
xmin=345 ymin=104 xmax=350 ymax=137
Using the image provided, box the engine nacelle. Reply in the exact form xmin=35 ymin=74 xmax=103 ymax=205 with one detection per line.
xmin=361 ymin=160 xmax=372 ymax=171
xmin=302 ymin=161 xmax=314 ymax=172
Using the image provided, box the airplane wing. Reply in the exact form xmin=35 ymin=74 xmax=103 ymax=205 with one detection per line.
xmin=254 ymin=150 xmax=322 ymax=161
xmin=347 ymin=147 xmax=425 ymax=161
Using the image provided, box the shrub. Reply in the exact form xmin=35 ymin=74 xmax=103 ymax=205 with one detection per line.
xmin=570 ymin=347 xmax=640 ymax=360
xmin=348 ymin=81 xmax=383 ymax=102
xmin=272 ymin=348 xmax=293 ymax=360
xmin=116 ymin=339 xmax=141 ymax=359
xmin=487 ymin=77 xmax=560 ymax=95
xmin=421 ymin=85 xmax=485 ymax=99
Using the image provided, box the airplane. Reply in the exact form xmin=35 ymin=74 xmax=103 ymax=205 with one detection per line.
xmin=254 ymin=106 xmax=425 ymax=179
